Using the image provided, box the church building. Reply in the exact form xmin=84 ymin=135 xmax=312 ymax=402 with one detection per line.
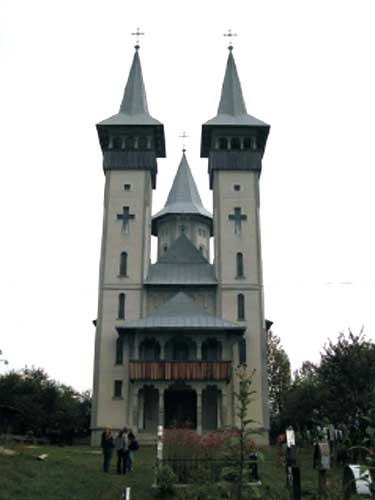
xmin=91 ymin=39 xmax=271 ymax=445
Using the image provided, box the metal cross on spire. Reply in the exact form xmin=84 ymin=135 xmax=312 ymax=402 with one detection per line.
xmin=179 ymin=131 xmax=190 ymax=152
xmin=224 ymin=29 xmax=237 ymax=50
xmin=131 ymin=27 xmax=145 ymax=49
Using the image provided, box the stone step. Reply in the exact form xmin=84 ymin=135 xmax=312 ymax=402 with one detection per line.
xmin=137 ymin=433 xmax=157 ymax=445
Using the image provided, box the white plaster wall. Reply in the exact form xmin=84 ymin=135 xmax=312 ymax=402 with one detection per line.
xmin=212 ymin=170 xmax=268 ymax=435
xmin=91 ymin=169 xmax=153 ymax=441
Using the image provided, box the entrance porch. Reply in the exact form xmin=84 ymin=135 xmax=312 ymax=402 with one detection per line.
xmin=131 ymin=383 xmax=227 ymax=435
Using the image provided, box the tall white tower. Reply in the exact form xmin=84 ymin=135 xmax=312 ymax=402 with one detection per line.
xmin=91 ymin=44 xmax=165 ymax=444
xmin=201 ymin=46 xmax=270 ymax=438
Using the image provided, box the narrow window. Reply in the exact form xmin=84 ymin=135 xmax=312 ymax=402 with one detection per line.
xmin=237 ymin=294 xmax=245 ymax=321
xmin=114 ymin=380 xmax=123 ymax=398
xmin=115 ymin=337 xmax=123 ymax=364
xmin=238 ymin=338 xmax=247 ymax=364
xmin=163 ymin=244 xmax=168 ymax=253
xmin=234 ymin=184 xmax=241 ymax=192
xmin=236 ymin=252 xmax=244 ymax=277
xmin=219 ymin=137 xmax=227 ymax=150
xmin=118 ymin=293 xmax=125 ymax=319
xmin=231 ymin=137 xmax=240 ymax=150
xmin=138 ymin=136 xmax=147 ymax=149
xmin=243 ymin=137 xmax=251 ymax=150
xmin=199 ymin=245 xmax=205 ymax=254
xmin=113 ymin=137 xmax=121 ymax=150
xmin=119 ymin=252 xmax=128 ymax=276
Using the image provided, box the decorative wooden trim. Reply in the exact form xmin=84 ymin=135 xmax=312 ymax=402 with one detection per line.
xmin=129 ymin=361 xmax=231 ymax=382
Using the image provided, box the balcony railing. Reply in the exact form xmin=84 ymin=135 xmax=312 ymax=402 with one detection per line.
xmin=129 ymin=361 xmax=232 ymax=382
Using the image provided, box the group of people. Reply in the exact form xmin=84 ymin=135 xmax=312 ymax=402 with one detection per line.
xmin=101 ymin=427 xmax=139 ymax=474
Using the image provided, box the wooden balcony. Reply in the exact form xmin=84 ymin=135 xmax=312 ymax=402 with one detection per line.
xmin=129 ymin=361 xmax=232 ymax=382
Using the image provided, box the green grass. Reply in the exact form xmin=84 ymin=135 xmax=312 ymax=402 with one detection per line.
xmin=0 ymin=443 xmax=367 ymax=499
xmin=0 ymin=444 xmax=155 ymax=500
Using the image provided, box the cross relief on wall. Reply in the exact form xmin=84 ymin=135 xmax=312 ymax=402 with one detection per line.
xmin=116 ymin=206 xmax=135 ymax=233
xmin=228 ymin=207 xmax=247 ymax=235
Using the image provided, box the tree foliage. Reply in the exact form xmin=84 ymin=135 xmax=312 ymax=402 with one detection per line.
xmin=318 ymin=330 xmax=375 ymax=424
xmin=0 ymin=367 xmax=91 ymax=440
xmin=280 ymin=330 xmax=375 ymax=433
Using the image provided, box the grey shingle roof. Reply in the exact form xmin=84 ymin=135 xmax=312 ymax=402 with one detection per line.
xmin=152 ymin=153 xmax=212 ymax=224
xmin=203 ymin=50 xmax=269 ymax=128
xmin=97 ymin=49 xmax=162 ymax=127
xmin=145 ymin=234 xmax=217 ymax=285
xmin=118 ymin=292 xmax=244 ymax=331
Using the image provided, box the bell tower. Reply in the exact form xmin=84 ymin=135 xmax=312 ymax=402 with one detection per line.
xmin=201 ymin=45 xmax=270 ymax=440
xmin=91 ymin=42 xmax=165 ymax=444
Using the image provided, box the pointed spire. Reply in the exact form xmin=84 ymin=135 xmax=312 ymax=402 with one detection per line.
xmin=97 ymin=47 xmax=161 ymax=126
xmin=203 ymin=48 xmax=269 ymax=128
xmin=217 ymin=50 xmax=247 ymax=116
xmin=153 ymin=153 xmax=212 ymax=221
xmin=152 ymin=152 xmax=212 ymax=229
xmin=119 ymin=48 xmax=149 ymax=116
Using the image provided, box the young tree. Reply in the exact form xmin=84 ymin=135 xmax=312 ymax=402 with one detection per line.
xmin=266 ymin=330 xmax=291 ymax=438
xmin=266 ymin=330 xmax=291 ymax=416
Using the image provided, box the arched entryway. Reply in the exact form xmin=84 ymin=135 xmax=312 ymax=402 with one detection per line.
xmin=202 ymin=386 xmax=220 ymax=431
xmin=164 ymin=384 xmax=197 ymax=429
xmin=142 ymin=386 xmax=159 ymax=433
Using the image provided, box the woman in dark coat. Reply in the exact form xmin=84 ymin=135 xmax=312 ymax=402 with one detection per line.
xmin=101 ymin=427 xmax=114 ymax=472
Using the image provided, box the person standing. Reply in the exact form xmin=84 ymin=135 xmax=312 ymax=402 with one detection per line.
xmin=101 ymin=427 xmax=114 ymax=473
xmin=115 ymin=427 xmax=128 ymax=474
xmin=127 ymin=430 xmax=139 ymax=472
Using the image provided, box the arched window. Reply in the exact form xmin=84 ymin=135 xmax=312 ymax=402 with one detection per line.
xmin=236 ymin=252 xmax=244 ymax=277
xmin=140 ymin=338 xmax=160 ymax=361
xmin=238 ymin=338 xmax=247 ymax=364
xmin=118 ymin=293 xmax=125 ymax=319
xmin=237 ymin=294 xmax=245 ymax=321
xmin=173 ymin=341 xmax=189 ymax=361
xmin=119 ymin=252 xmax=128 ymax=276
xmin=202 ymin=339 xmax=222 ymax=361
xmin=115 ymin=337 xmax=123 ymax=364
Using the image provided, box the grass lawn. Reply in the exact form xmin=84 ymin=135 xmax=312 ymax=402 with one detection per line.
xmin=0 ymin=443 xmax=366 ymax=499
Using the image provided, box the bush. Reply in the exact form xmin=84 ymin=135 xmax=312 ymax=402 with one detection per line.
xmin=155 ymin=464 xmax=177 ymax=498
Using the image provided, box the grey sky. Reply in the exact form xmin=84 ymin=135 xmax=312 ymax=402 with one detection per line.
xmin=1 ymin=0 xmax=374 ymax=391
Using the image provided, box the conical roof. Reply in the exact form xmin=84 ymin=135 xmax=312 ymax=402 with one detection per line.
xmin=145 ymin=234 xmax=217 ymax=285
xmin=153 ymin=153 xmax=212 ymax=222
xmin=97 ymin=48 xmax=162 ymax=126
xmin=117 ymin=292 xmax=244 ymax=331
xmin=203 ymin=50 xmax=268 ymax=127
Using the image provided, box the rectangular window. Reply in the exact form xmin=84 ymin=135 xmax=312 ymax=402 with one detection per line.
xmin=114 ymin=380 xmax=123 ymax=398
xmin=239 ymin=338 xmax=247 ymax=364
xmin=124 ymin=184 xmax=132 ymax=191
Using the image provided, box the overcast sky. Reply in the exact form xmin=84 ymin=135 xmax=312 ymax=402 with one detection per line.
xmin=1 ymin=0 xmax=374 ymax=391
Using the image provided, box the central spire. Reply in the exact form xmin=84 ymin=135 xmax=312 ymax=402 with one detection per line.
xmin=152 ymin=152 xmax=212 ymax=234
xmin=154 ymin=152 xmax=211 ymax=219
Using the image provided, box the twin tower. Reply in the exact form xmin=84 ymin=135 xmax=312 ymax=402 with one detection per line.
xmin=91 ymin=43 xmax=271 ymax=445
